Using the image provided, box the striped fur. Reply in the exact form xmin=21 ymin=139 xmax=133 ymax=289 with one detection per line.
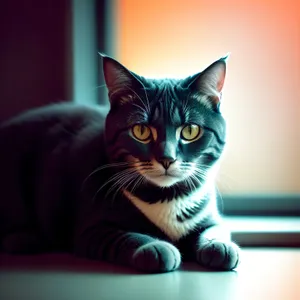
xmin=0 ymin=55 xmax=240 ymax=272
xmin=123 ymin=179 xmax=220 ymax=241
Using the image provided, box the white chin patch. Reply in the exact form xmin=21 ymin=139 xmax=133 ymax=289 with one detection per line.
xmin=145 ymin=174 xmax=180 ymax=187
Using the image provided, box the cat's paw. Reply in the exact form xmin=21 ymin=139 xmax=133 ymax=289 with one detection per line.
xmin=196 ymin=240 xmax=240 ymax=270
xmin=132 ymin=240 xmax=181 ymax=273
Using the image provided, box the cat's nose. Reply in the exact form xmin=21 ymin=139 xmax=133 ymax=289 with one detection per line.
xmin=158 ymin=157 xmax=176 ymax=170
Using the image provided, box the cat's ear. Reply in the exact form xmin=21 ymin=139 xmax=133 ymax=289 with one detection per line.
xmin=100 ymin=53 xmax=142 ymax=100
xmin=186 ymin=54 xmax=229 ymax=109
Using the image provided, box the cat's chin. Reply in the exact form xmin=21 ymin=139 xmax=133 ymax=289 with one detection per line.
xmin=144 ymin=175 xmax=180 ymax=188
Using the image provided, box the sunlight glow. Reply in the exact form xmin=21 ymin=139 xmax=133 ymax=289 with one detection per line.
xmin=114 ymin=0 xmax=300 ymax=195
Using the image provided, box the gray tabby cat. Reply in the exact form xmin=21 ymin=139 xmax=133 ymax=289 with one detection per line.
xmin=0 ymin=54 xmax=240 ymax=272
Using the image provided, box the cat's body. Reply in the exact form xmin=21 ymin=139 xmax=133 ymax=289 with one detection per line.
xmin=0 ymin=55 xmax=240 ymax=272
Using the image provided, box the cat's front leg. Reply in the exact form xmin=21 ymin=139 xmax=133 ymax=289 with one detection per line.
xmin=75 ymin=226 xmax=181 ymax=273
xmin=181 ymin=225 xmax=240 ymax=270
xmin=195 ymin=225 xmax=240 ymax=270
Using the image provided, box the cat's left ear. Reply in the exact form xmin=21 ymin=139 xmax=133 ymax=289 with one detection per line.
xmin=186 ymin=54 xmax=229 ymax=109
xmin=100 ymin=53 xmax=142 ymax=100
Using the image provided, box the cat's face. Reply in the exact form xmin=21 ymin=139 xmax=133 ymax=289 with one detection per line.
xmin=103 ymin=55 xmax=227 ymax=189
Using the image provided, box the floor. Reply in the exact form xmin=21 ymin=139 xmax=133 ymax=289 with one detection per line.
xmin=0 ymin=248 xmax=299 ymax=300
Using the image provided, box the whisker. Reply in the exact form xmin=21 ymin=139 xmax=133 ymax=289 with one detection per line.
xmin=182 ymin=91 xmax=191 ymax=115
xmin=192 ymin=173 xmax=204 ymax=185
xmin=106 ymin=171 xmax=135 ymax=194
xmin=132 ymin=103 xmax=148 ymax=114
xmin=110 ymin=172 xmax=140 ymax=201
xmin=130 ymin=174 xmax=145 ymax=194
xmin=188 ymin=175 xmax=198 ymax=191
xmin=124 ymin=84 xmax=150 ymax=113
xmin=193 ymin=171 xmax=208 ymax=182
xmin=105 ymin=168 xmax=137 ymax=191
xmin=184 ymin=177 xmax=194 ymax=192
xmin=92 ymin=168 xmax=136 ymax=202
xmin=81 ymin=161 xmax=135 ymax=191
xmin=104 ymin=166 xmax=143 ymax=200
xmin=139 ymin=82 xmax=151 ymax=113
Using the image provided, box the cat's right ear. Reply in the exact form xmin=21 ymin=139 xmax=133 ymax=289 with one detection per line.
xmin=183 ymin=54 xmax=229 ymax=111
xmin=100 ymin=53 xmax=141 ymax=101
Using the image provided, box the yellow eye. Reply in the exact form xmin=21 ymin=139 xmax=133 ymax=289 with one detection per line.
xmin=181 ymin=124 xmax=202 ymax=141
xmin=132 ymin=124 xmax=152 ymax=141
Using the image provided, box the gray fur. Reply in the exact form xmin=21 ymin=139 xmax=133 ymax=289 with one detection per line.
xmin=0 ymin=55 xmax=240 ymax=272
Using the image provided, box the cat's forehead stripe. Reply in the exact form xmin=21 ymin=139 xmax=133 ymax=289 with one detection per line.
xmin=150 ymin=92 xmax=182 ymax=126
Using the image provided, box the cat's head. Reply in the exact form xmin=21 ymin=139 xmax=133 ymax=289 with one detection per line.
xmin=102 ymin=54 xmax=227 ymax=190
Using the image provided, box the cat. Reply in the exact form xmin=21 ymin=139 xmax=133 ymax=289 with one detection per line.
xmin=0 ymin=54 xmax=240 ymax=272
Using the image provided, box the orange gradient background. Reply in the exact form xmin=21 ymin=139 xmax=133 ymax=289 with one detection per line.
xmin=113 ymin=0 xmax=300 ymax=195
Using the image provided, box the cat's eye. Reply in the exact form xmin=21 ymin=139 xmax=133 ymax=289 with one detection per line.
xmin=181 ymin=124 xmax=202 ymax=141
xmin=132 ymin=124 xmax=152 ymax=141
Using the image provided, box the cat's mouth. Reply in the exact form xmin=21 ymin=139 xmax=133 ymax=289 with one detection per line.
xmin=158 ymin=173 xmax=176 ymax=177
xmin=145 ymin=174 xmax=180 ymax=187
xmin=131 ymin=158 xmax=196 ymax=188
xmin=141 ymin=168 xmax=184 ymax=187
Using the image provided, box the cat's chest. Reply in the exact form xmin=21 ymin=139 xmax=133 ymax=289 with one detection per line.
xmin=123 ymin=187 xmax=214 ymax=241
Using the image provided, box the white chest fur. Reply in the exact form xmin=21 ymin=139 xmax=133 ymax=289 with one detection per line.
xmin=123 ymin=185 xmax=219 ymax=241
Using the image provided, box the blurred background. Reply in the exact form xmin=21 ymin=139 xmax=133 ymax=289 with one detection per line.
xmin=0 ymin=0 xmax=299 ymax=215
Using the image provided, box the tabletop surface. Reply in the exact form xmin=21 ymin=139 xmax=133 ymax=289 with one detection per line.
xmin=1 ymin=248 xmax=299 ymax=300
